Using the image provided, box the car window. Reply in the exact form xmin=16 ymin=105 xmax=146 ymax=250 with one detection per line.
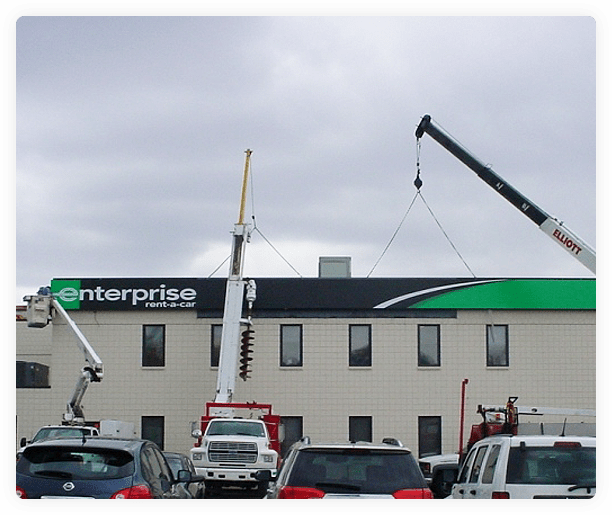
xmin=165 ymin=457 xmax=182 ymax=477
xmin=141 ymin=445 xmax=173 ymax=495
xmin=506 ymin=445 xmax=596 ymax=485
xmin=457 ymin=447 xmax=477 ymax=483
xmin=481 ymin=444 xmax=501 ymax=484
xmin=468 ymin=446 xmax=488 ymax=483
xmin=276 ymin=447 xmax=298 ymax=483
xmin=17 ymin=446 xmax=134 ymax=480
xmin=289 ymin=449 xmax=426 ymax=494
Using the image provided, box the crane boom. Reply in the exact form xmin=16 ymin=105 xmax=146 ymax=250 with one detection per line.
xmin=415 ymin=114 xmax=595 ymax=274
xmin=214 ymin=149 xmax=256 ymax=403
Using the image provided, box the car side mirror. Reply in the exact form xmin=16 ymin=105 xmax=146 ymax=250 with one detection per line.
xmin=177 ymin=469 xmax=192 ymax=483
xmin=177 ymin=469 xmax=205 ymax=483
xmin=20 ymin=437 xmax=27 ymax=447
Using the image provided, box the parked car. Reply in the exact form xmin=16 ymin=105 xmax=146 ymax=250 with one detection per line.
xmin=163 ymin=451 xmax=205 ymax=498
xmin=418 ymin=453 xmax=459 ymax=498
xmin=450 ymin=434 xmax=596 ymax=499
xmin=261 ymin=436 xmax=433 ymax=498
xmin=16 ymin=436 xmax=200 ymax=498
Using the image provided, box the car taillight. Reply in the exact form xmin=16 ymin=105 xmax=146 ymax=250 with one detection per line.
xmin=111 ymin=485 xmax=154 ymax=499
xmin=393 ymin=488 xmax=434 ymax=499
xmin=278 ymin=486 xmax=325 ymax=499
xmin=491 ymin=491 xmax=510 ymax=499
xmin=16 ymin=486 xmax=27 ymax=499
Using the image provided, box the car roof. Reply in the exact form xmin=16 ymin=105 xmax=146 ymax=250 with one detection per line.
xmin=477 ymin=434 xmax=596 ymax=446
xmin=23 ymin=436 xmax=150 ymax=452
xmin=163 ymin=451 xmax=188 ymax=459
xmin=294 ymin=439 xmax=412 ymax=453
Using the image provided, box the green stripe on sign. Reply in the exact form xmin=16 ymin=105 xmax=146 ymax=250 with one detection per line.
xmin=412 ymin=279 xmax=595 ymax=310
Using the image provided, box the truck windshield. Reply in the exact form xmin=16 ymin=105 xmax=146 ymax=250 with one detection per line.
xmin=207 ymin=421 xmax=265 ymax=437
xmin=32 ymin=427 xmax=93 ymax=443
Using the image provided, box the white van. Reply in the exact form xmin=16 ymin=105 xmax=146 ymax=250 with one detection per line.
xmin=450 ymin=434 xmax=595 ymax=499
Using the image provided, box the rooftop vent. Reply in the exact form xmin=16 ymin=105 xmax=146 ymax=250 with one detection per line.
xmin=318 ymin=257 xmax=351 ymax=278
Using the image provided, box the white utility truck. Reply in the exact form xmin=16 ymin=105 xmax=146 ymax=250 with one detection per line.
xmin=189 ymin=150 xmax=281 ymax=495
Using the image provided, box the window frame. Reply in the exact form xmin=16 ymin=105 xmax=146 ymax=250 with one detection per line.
xmin=280 ymin=324 xmax=303 ymax=367
xmin=418 ymin=324 xmax=441 ymax=367
xmin=142 ymin=325 xmax=165 ymax=367
xmin=348 ymin=415 xmax=372 ymax=443
xmin=486 ymin=324 xmax=509 ymax=367
xmin=210 ymin=324 xmax=222 ymax=368
xmin=349 ymin=324 xmax=372 ymax=367
xmin=418 ymin=415 xmax=442 ymax=458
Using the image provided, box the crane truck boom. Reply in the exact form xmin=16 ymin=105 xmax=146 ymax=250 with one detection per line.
xmin=415 ymin=114 xmax=595 ymax=274
xmin=215 ymin=148 xmax=256 ymax=404
xmin=190 ymin=150 xmax=281 ymax=494
xmin=23 ymin=288 xmax=103 ymax=425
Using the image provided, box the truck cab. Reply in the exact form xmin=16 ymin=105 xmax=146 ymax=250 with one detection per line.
xmin=17 ymin=424 xmax=100 ymax=460
xmin=190 ymin=417 xmax=279 ymax=494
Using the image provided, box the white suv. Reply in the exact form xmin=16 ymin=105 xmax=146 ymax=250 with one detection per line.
xmin=450 ymin=434 xmax=595 ymax=499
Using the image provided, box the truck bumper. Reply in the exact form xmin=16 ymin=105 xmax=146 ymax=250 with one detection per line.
xmin=195 ymin=467 xmax=277 ymax=483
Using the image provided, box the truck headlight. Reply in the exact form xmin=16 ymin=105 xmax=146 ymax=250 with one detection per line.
xmin=263 ymin=455 xmax=274 ymax=463
xmin=192 ymin=452 xmax=204 ymax=461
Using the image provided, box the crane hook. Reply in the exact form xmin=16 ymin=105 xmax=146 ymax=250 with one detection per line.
xmin=414 ymin=170 xmax=423 ymax=191
xmin=414 ymin=138 xmax=423 ymax=191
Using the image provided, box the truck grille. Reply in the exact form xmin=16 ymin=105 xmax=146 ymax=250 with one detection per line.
xmin=208 ymin=442 xmax=258 ymax=464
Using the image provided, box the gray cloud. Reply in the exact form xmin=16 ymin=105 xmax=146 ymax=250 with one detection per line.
xmin=16 ymin=16 xmax=596 ymax=302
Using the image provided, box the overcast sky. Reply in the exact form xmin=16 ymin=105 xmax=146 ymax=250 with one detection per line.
xmin=15 ymin=15 xmax=598 ymax=303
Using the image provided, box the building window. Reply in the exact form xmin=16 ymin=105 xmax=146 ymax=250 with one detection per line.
xmin=142 ymin=325 xmax=165 ymax=367
xmin=280 ymin=325 xmax=302 ymax=367
xmin=211 ymin=324 xmax=222 ymax=367
xmin=486 ymin=325 xmax=509 ymax=367
xmin=349 ymin=416 xmax=372 ymax=442
xmin=16 ymin=361 xmax=50 ymax=388
xmin=349 ymin=325 xmax=372 ymax=367
xmin=280 ymin=416 xmax=303 ymax=458
xmin=418 ymin=325 xmax=440 ymax=366
xmin=418 ymin=416 xmax=442 ymax=458
xmin=141 ymin=416 xmax=165 ymax=450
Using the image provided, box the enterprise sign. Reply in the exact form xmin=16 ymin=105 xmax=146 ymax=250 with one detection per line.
xmin=50 ymin=277 xmax=595 ymax=312
xmin=51 ymin=279 xmax=202 ymax=310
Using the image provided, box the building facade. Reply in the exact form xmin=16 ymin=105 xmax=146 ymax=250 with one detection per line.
xmin=16 ymin=277 xmax=595 ymax=457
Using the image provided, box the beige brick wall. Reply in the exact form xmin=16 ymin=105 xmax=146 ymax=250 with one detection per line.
xmin=16 ymin=308 xmax=595 ymax=456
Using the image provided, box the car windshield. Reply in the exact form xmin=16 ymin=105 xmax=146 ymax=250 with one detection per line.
xmin=31 ymin=427 xmax=92 ymax=443
xmin=289 ymin=448 xmax=427 ymax=494
xmin=507 ymin=445 xmax=596 ymax=485
xmin=165 ymin=457 xmax=183 ymax=476
xmin=206 ymin=421 xmax=265 ymax=437
xmin=17 ymin=446 xmax=135 ymax=480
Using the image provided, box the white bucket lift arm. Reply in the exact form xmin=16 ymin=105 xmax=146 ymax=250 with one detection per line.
xmin=24 ymin=289 xmax=104 ymax=424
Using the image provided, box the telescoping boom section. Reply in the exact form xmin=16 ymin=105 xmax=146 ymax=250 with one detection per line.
xmin=415 ymin=114 xmax=595 ymax=274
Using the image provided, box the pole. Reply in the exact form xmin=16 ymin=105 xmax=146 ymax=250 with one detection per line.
xmin=459 ymin=378 xmax=469 ymax=459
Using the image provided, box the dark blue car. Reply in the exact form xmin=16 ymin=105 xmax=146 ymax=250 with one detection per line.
xmin=16 ymin=436 xmax=198 ymax=499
